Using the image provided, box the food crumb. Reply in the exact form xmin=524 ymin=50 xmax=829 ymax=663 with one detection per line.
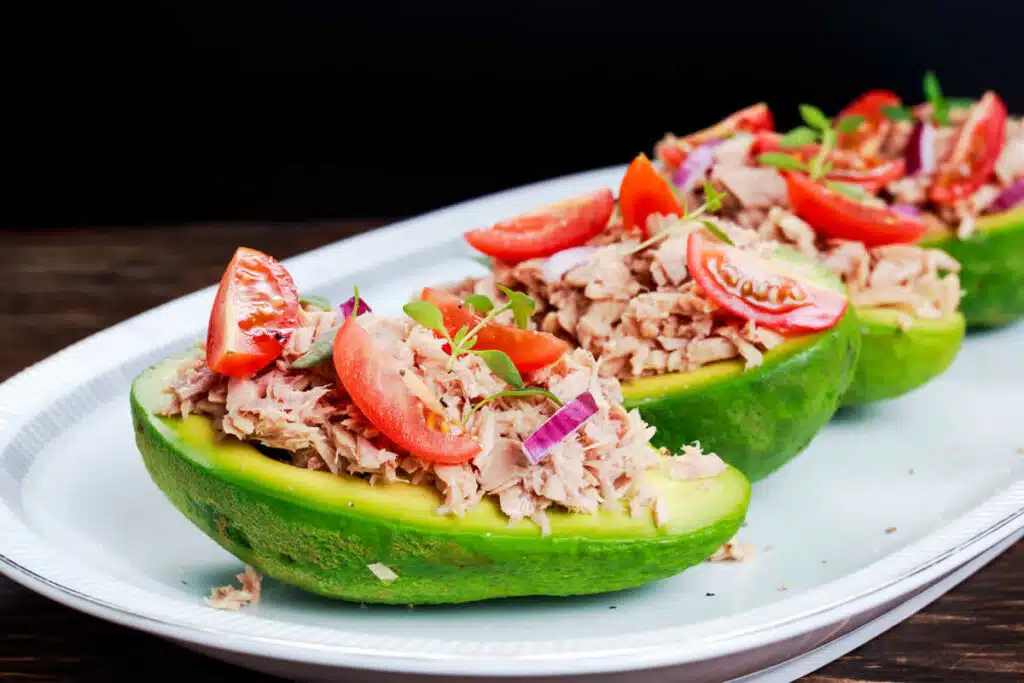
xmin=778 ymin=585 xmax=788 ymax=592
xmin=885 ymin=527 xmax=897 ymax=534
xmin=908 ymin=468 xmax=915 ymax=475
xmin=204 ymin=565 xmax=262 ymax=611
xmin=609 ymin=605 xmax=617 ymax=610
xmin=1016 ymin=447 xmax=1024 ymax=455
xmin=709 ymin=536 xmax=756 ymax=562
xmin=764 ymin=544 xmax=774 ymax=552
xmin=368 ymin=562 xmax=399 ymax=582
xmin=705 ymin=592 xmax=715 ymax=597
xmin=347 ymin=502 xmax=354 ymax=507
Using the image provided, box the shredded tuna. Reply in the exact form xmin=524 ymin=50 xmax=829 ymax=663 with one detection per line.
xmin=204 ymin=565 xmax=262 ymax=610
xmin=708 ymin=537 xmax=755 ymax=562
xmin=664 ymin=442 xmax=728 ymax=480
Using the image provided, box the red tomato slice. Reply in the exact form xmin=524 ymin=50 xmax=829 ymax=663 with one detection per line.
xmin=332 ymin=314 xmax=481 ymax=465
xmin=687 ymin=230 xmax=847 ymax=333
xmin=657 ymin=103 xmax=775 ymax=168
xmin=206 ymin=246 xmax=299 ymax=377
xmin=929 ymin=91 xmax=1008 ymax=205
xmin=463 ymin=189 xmax=615 ymax=264
xmin=785 ymin=171 xmax=928 ymax=246
xmin=420 ymin=287 xmax=569 ymax=373
xmin=836 ymin=90 xmax=902 ymax=155
xmin=619 ymin=153 xmax=684 ymax=236
xmin=754 ymin=132 xmax=905 ymax=192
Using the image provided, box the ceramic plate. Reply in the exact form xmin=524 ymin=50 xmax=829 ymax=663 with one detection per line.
xmin=1 ymin=166 xmax=1022 ymax=683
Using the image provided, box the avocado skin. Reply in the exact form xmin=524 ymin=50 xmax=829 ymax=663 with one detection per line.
xmin=921 ymin=207 xmax=1024 ymax=329
xmin=840 ymin=307 xmax=965 ymax=406
xmin=131 ymin=360 xmax=750 ymax=605
xmin=622 ymin=307 xmax=860 ymax=482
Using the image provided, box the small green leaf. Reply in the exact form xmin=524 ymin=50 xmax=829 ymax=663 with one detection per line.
xmin=923 ymin=70 xmax=943 ymax=105
xmin=452 ymin=325 xmax=470 ymax=347
xmin=702 ymin=180 xmax=726 ymax=213
xmin=933 ymin=100 xmax=950 ymax=127
xmin=835 ymin=114 xmax=866 ymax=134
xmin=776 ymin=126 xmax=819 ymax=148
xmin=756 ymin=153 xmax=809 ymax=171
xmin=464 ymin=294 xmax=494 ymax=315
xmin=826 ymin=180 xmax=870 ymax=200
xmin=880 ymin=105 xmax=912 ymax=122
xmin=291 ymin=328 xmax=339 ymax=369
xmin=799 ymin=104 xmax=831 ymax=131
xmin=700 ymin=219 xmax=734 ymax=246
xmin=402 ymin=300 xmax=446 ymax=334
xmin=298 ymin=294 xmax=331 ymax=311
xmin=463 ymin=387 xmax=563 ymax=424
xmin=472 ymin=255 xmax=494 ymax=270
xmin=461 ymin=336 xmax=477 ymax=351
xmin=472 ymin=350 xmax=524 ymax=388
xmin=497 ymin=285 xmax=536 ymax=329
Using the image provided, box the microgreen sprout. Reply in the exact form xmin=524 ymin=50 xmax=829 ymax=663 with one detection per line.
xmin=755 ymin=104 xmax=865 ymax=183
xmin=629 ymin=180 xmax=730 ymax=253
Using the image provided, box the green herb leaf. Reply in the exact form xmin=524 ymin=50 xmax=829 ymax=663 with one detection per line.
xmin=298 ymin=294 xmax=331 ymax=311
xmin=461 ymin=336 xmax=477 ymax=351
xmin=463 ymin=387 xmax=564 ymax=424
xmin=880 ymin=104 xmax=912 ymax=122
xmin=471 ymin=255 xmax=494 ymax=270
xmin=452 ymin=325 xmax=470 ymax=347
xmin=799 ymin=104 xmax=831 ymax=131
xmin=776 ymin=126 xmax=819 ymax=148
xmin=700 ymin=219 xmax=734 ymax=246
xmin=756 ymin=153 xmax=809 ymax=171
xmin=402 ymin=300 xmax=446 ymax=334
xmin=291 ymin=328 xmax=339 ymax=369
xmin=472 ymin=350 xmax=524 ymax=388
xmin=826 ymin=180 xmax=870 ymax=200
xmin=703 ymin=180 xmax=727 ymax=213
xmin=923 ymin=70 xmax=943 ymax=105
xmin=835 ymin=114 xmax=866 ymax=134
xmin=497 ymin=286 xmax=536 ymax=329
xmin=464 ymin=294 xmax=494 ymax=315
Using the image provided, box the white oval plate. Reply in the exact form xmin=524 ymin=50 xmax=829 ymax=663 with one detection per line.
xmin=1 ymin=165 xmax=1022 ymax=683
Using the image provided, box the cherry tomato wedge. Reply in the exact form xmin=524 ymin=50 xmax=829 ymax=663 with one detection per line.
xmin=420 ymin=287 xmax=569 ymax=373
xmin=619 ymin=153 xmax=684 ymax=236
xmin=332 ymin=313 xmax=481 ymax=465
xmin=754 ymin=132 xmax=905 ymax=192
xmin=785 ymin=171 xmax=928 ymax=246
xmin=463 ymin=189 xmax=615 ymax=264
xmin=657 ymin=103 xmax=775 ymax=168
xmin=929 ymin=91 xmax=1008 ymax=205
xmin=836 ymin=90 xmax=902 ymax=155
xmin=687 ymin=230 xmax=847 ymax=333
xmin=205 ymin=246 xmax=299 ymax=377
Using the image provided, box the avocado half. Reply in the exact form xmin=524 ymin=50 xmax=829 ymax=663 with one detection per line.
xmin=131 ymin=354 xmax=751 ymax=605
xmin=919 ymin=205 xmax=1024 ymax=329
xmin=621 ymin=246 xmax=861 ymax=482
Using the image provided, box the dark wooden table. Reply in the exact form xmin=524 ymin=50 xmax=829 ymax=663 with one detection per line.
xmin=2 ymin=223 xmax=1021 ymax=682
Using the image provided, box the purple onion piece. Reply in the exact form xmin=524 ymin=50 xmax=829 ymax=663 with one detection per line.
xmin=987 ymin=178 xmax=1024 ymax=214
xmin=521 ymin=391 xmax=599 ymax=465
xmin=541 ymin=246 xmax=599 ymax=282
xmin=890 ymin=204 xmax=923 ymax=218
xmin=339 ymin=295 xmax=372 ymax=319
xmin=906 ymin=120 xmax=937 ymax=176
xmin=671 ymin=140 xmax=723 ymax=192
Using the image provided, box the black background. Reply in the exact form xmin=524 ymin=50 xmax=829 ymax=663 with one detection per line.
xmin=7 ymin=1 xmax=1023 ymax=229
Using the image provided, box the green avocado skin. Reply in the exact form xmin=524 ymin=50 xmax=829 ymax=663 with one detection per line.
xmin=131 ymin=368 xmax=749 ymax=605
xmin=840 ymin=308 xmax=965 ymax=406
xmin=623 ymin=307 xmax=860 ymax=482
xmin=922 ymin=208 xmax=1024 ymax=329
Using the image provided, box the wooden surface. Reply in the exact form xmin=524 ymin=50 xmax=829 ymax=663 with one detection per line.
xmin=2 ymin=222 xmax=1021 ymax=682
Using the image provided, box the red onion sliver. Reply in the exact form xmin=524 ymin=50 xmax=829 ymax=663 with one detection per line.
xmin=890 ymin=204 xmax=923 ymax=218
xmin=988 ymin=178 xmax=1024 ymax=213
xmin=339 ymin=295 xmax=372 ymax=319
xmin=541 ymin=246 xmax=599 ymax=282
xmin=521 ymin=391 xmax=599 ymax=465
xmin=671 ymin=140 xmax=723 ymax=191
xmin=906 ymin=120 xmax=936 ymax=176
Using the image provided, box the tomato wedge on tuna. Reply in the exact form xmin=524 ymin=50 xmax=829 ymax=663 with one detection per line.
xmin=687 ymin=230 xmax=847 ymax=333
xmin=929 ymin=91 xmax=1008 ymax=205
xmin=420 ymin=287 xmax=568 ymax=373
xmin=836 ymin=90 xmax=902 ymax=155
xmin=754 ymin=132 xmax=905 ymax=192
xmin=619 ymin=153 xmax=684 ymax=236
xmin=658 ymin=103 xmax=775 ymax=168
xmin=332 ymin=313 xmax=481 ymax=465
xmin=206 ymin=246 xmax=299 ymax=377
xmin=785 ymin=171 xmax=928 ymax=246
xmin=463 ymin=188 xmax=615 ymax=264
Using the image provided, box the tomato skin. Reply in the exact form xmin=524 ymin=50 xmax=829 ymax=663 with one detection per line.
xmin=754 ymin=132 xmax=905 ymax=192
xmin=206 ymin=247 xmax=299 ymax=377
xmin=836 ymin=90 xmax=902 ymax=154
xmin=785 ymin=171 xmax=928 ymax=247
xmin=687 ymin=230 xmax=848 ymax=333
xmin=420 ymin=287 xmax=569 ymax=373
xmin=332 ymin=314 xmax=481 ymax=465
xmin=657 ymin=103 xmax=774 ymax=168
xmin=619 ymin=153 xmax=684 ymax=236
xmin=463 ymin=189 xmax=615 ymax=264
xmin=929 ymin=91 xmax=1008 ymax=205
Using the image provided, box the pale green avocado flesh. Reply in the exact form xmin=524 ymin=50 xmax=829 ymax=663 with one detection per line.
xmin=131 ymin=356 xmax=751 ymax=605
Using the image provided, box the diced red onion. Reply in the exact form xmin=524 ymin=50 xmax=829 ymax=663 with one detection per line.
xmin=890 ymin=204 xmax=923 ymax=218
xmin=671 ymin=140 xmax=723 ymax=191
xmin=541 ymin=246 xmax=599 ymax=282
xmin=340 ymin=295 xmax=372 ymax=319
xmin=521 ymin=391 xmax=599 ymax=465
xmin=905 ymin=120 xmax=937 ymax=176
xmin=988 ymin=178 xmax=1024 ymax=213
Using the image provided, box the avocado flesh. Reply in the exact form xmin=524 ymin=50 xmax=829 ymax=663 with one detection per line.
xmin=919 ymin=206 xmax=1024 ymax=329
xmin=840 ymin=307 xmax=965 ymax=406
xmin=131 ymin=355 xmax=751 ymax=605
xmin=621 ymin=245 xmax=860 ymax=482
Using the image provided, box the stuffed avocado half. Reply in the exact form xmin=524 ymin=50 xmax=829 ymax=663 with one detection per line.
xmin=133 ymin=247 xmax=751 ymax=605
